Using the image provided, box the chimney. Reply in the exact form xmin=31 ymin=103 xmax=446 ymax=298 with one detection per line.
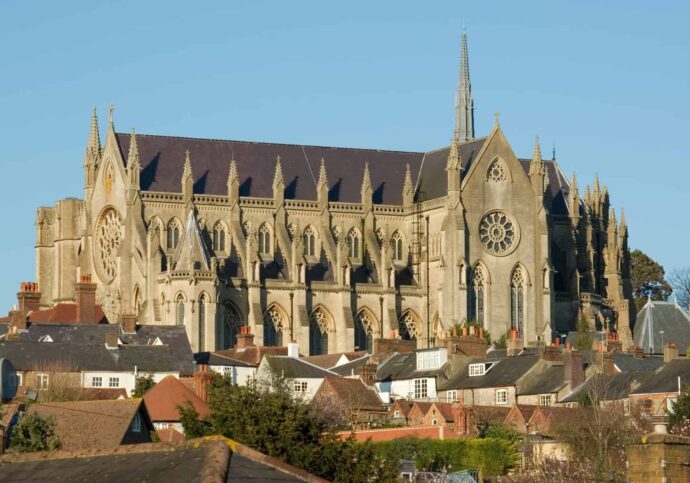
xmin=17 ymin=282 xmax=41 ymax=314
xmin=287 ymin=342 xmax=300 ymax=358
xmin=540 ymin=344 xmax=563 ymax=362
xmin=9 ymin=307 xmax=27 ymax=331
xmin=235 ymin=325 xmax=256 ymax=349
xmin=194 ymin=364 xmax=214 ymax=402
xmin=663 ymin=343 xmax=679 ymax=363
xmin=628 ymin=344 xmax=644 ymax=359
xmin=105 ymin=330 xmax=119 ymax=349
xmin=563 ymin=348 xmax=584 ymax=388
xmin=507 ymin=329 xmax=524 ymax=357
xmin=357 ymin=362 xmax=377 ymax=386
xmin=122 ymin=313 xmax=137 ymax=334
xmin=75 ymin=275 xmax=98 ymax=324
xmin=605 ymin=331 xmax=623 ymax=352
xmin=372 ymin=337 xmax=416 ymax=363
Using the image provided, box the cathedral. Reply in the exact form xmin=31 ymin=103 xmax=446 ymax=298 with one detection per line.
xmin=33 ymin=32 xmax=635 ymax=354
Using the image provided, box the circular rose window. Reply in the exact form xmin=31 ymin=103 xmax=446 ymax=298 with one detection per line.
xmin=479 ymin=210 xmax=519 ymax=256
xmin=94 ymin=208 xmax=122 ymax=283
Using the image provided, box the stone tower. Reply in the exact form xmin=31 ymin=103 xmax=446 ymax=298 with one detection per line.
xmin=454 ymin=28 xmax=474 ymax=142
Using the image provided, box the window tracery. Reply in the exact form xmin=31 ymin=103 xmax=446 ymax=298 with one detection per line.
xmin=479 ymin=210 xmax=519 ymax=256
xmin=511 ymin=267 xmax=525 ymax=336
xmin=213 ymin=222 xmax=226 ymax=253
xmin=258 ymin=224 xmax=272 ymax=255
xmin=469 ymin=265 xmax=486 ymax=327
xmin=303 ymin=226 xmax=316 ymax=257
xmin=486 ymin=159 xmax=507 ymax=182
xmin=347 ymin=229 xmax=361 ymax=259
xmin=94 ymin=208 xmax=122 ymax=283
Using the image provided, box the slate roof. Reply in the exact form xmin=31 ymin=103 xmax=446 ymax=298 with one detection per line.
xmin=263 ymin=356 xmax=336 ymax=379
xmin=26 ymin=399 xmax=148 ymax=451
xmin=634 ymin=301 xmax=690 ymax=354
xmin=194 ymin=351 xmax=255 ymax=368
xmin=214 ymin=346 xmax=288 ymax=366
xmin=561 ymin=371 xmax=655 ymax=403
xmin=517 ymin=363 xmax=566 ymax=396
xmin=314 ymin=375 xmax=383 ymax=411
xmin=376 ymin=352 xmax=446 ymax=382
xmin=614 ymin=352 xmax=665 ymax=372
xmin=438 ymin=354 xmax=540 ymax=391
xmin=631 ymin=359 xmax=690 ymax=395
xmin=301 ymin=351 xmax=366 ymax=369
xmin=143 ymin=375 xmax=211 ymax=422
xmin=329 ymin=354 xmax=371 ymax=377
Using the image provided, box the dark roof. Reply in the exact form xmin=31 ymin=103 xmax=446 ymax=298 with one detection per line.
xmin=561 ymin=371 xmax=656 ymax=403
xmin=215 ymin=345 xmax=288 ymax=366
xmin=375 ymin=352 xmax=446 ymax=381
xmin=301 ymin=352 xmax=366 ymax=369
xmin=264 ymin=356 xmax=336 ymax=379
xmin=438 ymin=354 xmax=540 ymax=391
xmin=614 ymin=352 xmax=665 ymax=372
xmin=517 ymin=363 xmax=566 ymax=395
xmin=194 ymin=351 xmax=255 ymax=368
xmin=631 ymin=359 xmax=690 ymax=395
xmin=634 ymin=301 xmax=690 ymax=354
xmin=329 ymin=355 xmax=371 ymax=377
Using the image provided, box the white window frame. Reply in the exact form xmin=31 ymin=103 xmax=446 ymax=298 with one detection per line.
xmin=293 ymin=381 xmax=308 ymax=393
xmin=154 ymin=422 xmax=169 ymax=430
xmin=414 ymin=378 xmax=428 ymax=399
xmin=16 ymin=373 xmax=23 ymax=387
xmin=37 ymin=373 xmax=49 ymax=389
xmin=109 ymin=377 xmax=120 ymax=388
xmin=393 ymin=410 xmax=401 ymax=418
xmin=92 ymin=376 xmax=103 ymax=388
xmin=495 ymin=389 xmax=508 ymax=405
xmin=469 ymin=363 xmax=486 ymax=377
xmin=539 ymin=394 xmax=551 ymax=407
xmin=447 ymin=390 xmax=458 ymax=403
xmin=131 ymin=413 xmax=141 ymax=433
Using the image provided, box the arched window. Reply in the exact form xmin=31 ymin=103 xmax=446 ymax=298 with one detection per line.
xmin=132 ymin=286 xmax=142 ymax=316
xmin=198 ymin=295 xmax=206 ymax=351
xmin=176 ymin=294 xmax=185 ymax=326
xmin=213 ymin=223 xmax=226 ymax=253
xmin=511 ymin=267 xmax=526 ymax=337
xmin=258 ymin=224 xmax=272 ymax=256
xmin=347 ymin=229 xmax=361 ymax=259
xmin=103 ymin=161 xmax=114 ymax=195
xmin=486 ymin=158 xmax=507 ymax=182
xmin=222 ymin=302 xmax=243 ymax=349
xmin=469 ymin=265 xmax=486 ymax=328
xmin=399 ymin=310 xmax=421 ymax=341
xmin=392 ymin=231 xmax=404 ymax=263
xmin=303 ymin=226 xmax=316 ymax=257
xmin=309 ymin=307 xmax=332 ymax=356
xmin=264 ymin=305 xmax=284 ymax=347
xmin=355 ymin=310 xmax=374 ymax=352
xmin=167 ymin=219 xmax=181 ymax=250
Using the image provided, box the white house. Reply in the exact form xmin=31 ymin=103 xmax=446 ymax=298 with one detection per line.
xmin=375 ymin=348 xmax=448 ymax=404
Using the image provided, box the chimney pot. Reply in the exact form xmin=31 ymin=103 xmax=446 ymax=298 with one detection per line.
xmin=75 ymin=277 xmax=98 ymax=324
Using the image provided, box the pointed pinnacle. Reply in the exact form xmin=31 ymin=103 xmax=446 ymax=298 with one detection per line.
xmin=183 ymin=150 xmax=193 ymax=179
xmin=571 ymin=172 xmax=578 ymax=194
xmin=128 ymin=129 xmax=140 ymax=167
xmin=403 ymin=163 xmax=413 ymax=194
xmin=447 ymin=137 xmax=461 ymax=170
xmin=85 ymin=107 xmax=101 ymax=164
xmin=530 ymin=135 xmax=544 ymax=175
xmin=317 ymin=158 xmax=328 ymax=189
xmin=620 ymin=208 xmax=627 ymax=228
xmin=594 ymin=174 xmax=600 ymax=193
xmin=361 ymin=162 xmax=372 ymax=193
xmin=609 ymin=207 xmax=617 ymax=226
xmin=108 ymin=104 xmax=114 ymax=127
xmin=228 ymin=159 xmax=238 ymax=183
xmin=273 ymin=155 xmax=284 ymax=187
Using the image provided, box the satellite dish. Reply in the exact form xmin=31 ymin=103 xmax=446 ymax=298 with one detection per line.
xmin=0 ymin=358 xmax=18 ymax=402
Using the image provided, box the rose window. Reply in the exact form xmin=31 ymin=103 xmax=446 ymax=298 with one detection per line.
xmin=479 ymin=210 xmax=519 ymax=256
xmin=94 ymin=208 xmax=122 ymax=283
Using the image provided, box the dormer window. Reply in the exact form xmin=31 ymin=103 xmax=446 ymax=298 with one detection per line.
xmin=38 ymin=335 xmax=53 ymax=343
xmin=469 ymin=363 xmax=486 ymax=376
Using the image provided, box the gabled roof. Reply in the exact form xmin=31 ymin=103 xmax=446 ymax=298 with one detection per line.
xmin=215 ymin=345 xmax=288 ymax=366
xmin=263 ymin=355 xmax=336 ymax=379
xmin=26 ymin=399 xmax=149 ymax=451
xmin=561 ymin=371 xmax=656 ymax=403
xmin=614 ymin=352 xmax=665 ymax=372
xmin=376 ymin=352 xmax=446 ymax=381
xmin=388 ymin=399 xmax=414 ymax=418
xmin=429 ymin=402 xmax=455 ymax=422
xmin=438 ymin=354 xmax=540 ymax=391
xmin=634 ymin=301 xmax=690 ymax=354
xmin=143 ymin=375 xmax=211 ymax=422
xmin=301 ymin=351 xmax=366 ymax=369
xmin=517 ymin=362 xmax=567 ymax=396
xmin=314 ymin=376 xmax=383 ymax=412
xmin=194 ymin=351 xmax=255 ymax=368
xmin=3 ymin=303 xmax=109 ymax=325
xmin=631 ymin=359 xmax=690 ymax=395
xmin=329 ymin=354 xmax=371 ymax=377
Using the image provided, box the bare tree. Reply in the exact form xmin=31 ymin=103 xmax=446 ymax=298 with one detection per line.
xmin=669 ymin=267 xmax=690 ymax=311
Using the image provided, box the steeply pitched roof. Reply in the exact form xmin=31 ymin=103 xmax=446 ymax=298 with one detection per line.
xmin=143 ymin=375 xmax=211 ymax=422
xmin=631 ymin=359 xmax=690 ymax=395
xmin=614 ymin=352 xmax=665 ymax=372
xmin=438 ymin=354 xmax=540 ymax=391
xmin=517 ymin=362 xmax=566 ymax=395
xmin=214 ymin=345 xmax=288 ymax=366
xmin=264 ymin=356 xmax=336 ymax=379
xmin=561 ymin=371 xmax=656 ymax=403
xmin=634 ymin=301 xmax=690 ymax=354
xmin=430 ymin=402 xmax=455 ymax=422
xmin=26 ymin=399 xmax=147 ymax=451
xmin=315 ymin=376 xmax=383 ymax=411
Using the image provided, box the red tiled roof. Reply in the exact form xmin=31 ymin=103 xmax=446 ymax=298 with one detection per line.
xmin=143 ymin=376 xmax=210 ymax=422
xmin=314 ymin=376 xmax=383 ymax=411
xmin=215 ymin=346 xmax=287 ymax=366
xmin=430 ymin=402 xmax=455 ymax=422
xmin=338 ymin=426 xmax=461 ymax=442
xmin=81 ymin=388 xmax=128 ymax=400
xmin=156 ymin=427 xmax=186 ymax=443
xmin=25 ymin=303 xmax=108 ymax=324
xmin=388 ymin=400 xmax=413 ymax=418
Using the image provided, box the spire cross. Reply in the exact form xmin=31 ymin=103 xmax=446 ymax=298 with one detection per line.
xmin=108 ymin=104 xmax=114 ymax=124
xmin=494 ymin=112 xmax=500 ymax=126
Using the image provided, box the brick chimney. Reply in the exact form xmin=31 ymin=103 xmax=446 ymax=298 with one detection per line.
xmin=194 ymin=364 xmax=214 ymax=402
xmin=357 ymin=362 xmax=378 ymax=386
xmin=75 ymin=275 xmax=98 ymax=324
xmin=122 ymin=313 xmax=137 ymax=334
xmin=605 ymin=331 xmax=623 ymax=352
xmin=507 ymin=328 xmax=524 ymax=357
xmin=664 ymin=343 xmax=679 ymax=363
xmin=105 ymin=330 xmax=119 ymax=349
xmin=9 ymin=307 xmax=27 ymax=331
xmin=563 ymin=347 xmax=584 ymax=388
xmin=235 ymin=325 xmax=255 ymax=349
xmin=17 ymin=282 xmax=41 ymax=314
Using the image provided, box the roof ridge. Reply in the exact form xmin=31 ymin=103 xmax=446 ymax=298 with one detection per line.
xmin=422 ymin=136 xmax=488 ymax=155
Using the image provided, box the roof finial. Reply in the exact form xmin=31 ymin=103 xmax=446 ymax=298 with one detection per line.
xmin=530 ymin=135 xmax=544 ymax=176
xmin=228 ymin=158 xmax=238 ymax=183
xmin=108 ymin=104 xmax=114 ymax=126
xmin=454 ymin=27 xmax=474 ymax=142
xmin=494 ymin=111 xmax=500 ymax=127
xmin=552 ymin=142 xmax=556 ymax=161
xmin=361 ymin=162 xmax=372 ymax=194
xmin=446 ymin=136 xmax=461 ymax=170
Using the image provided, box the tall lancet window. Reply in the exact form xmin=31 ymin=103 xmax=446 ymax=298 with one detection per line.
xmin=258 ymin=224 xmax=271 ymax=256
xmin=303 ymin=226 xmax=316 ymax=257
xmin=213 ymin=223 xmax=226 ymax=253
xmin=198 ymin=295 xmax=206 ymax=352
xmin=167 ymin=220 xmax=180 ymax=250
xmin=176 ymin=294 xmax=185 ymax=326
xmin=469 ymin=265 xmax=486 ymax=327
xmin=511 ymin=267 xmax=525 ymax=337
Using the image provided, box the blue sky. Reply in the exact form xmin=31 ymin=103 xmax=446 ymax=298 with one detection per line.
xmin=0 ymin=1 xmax=688 ymax=311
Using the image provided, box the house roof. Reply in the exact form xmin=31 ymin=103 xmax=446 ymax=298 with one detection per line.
xmin=315 ymin=376 xmax=383 ymax=411
xmin=517 ymin=362 xmax=567 ymax=395
xmin=263 ymin=356 xmax=336 ymax=379
xmin=156 ymin=427 xmax=186 ymax=443
xmin=26 ymin=399 xmax=147 ymax=452
xmin=430 ymin=402 xmax=455 ymax=422
xmin=634 ymin=301 xmax=690 ymax=354
xmin=143 ymin=375 xmax=211 ymax=422
xmin=80 ymin=388 xmax=128 ymax=400
xmin=194 ymin=351 xmax=255 ymax=368
xmin=329 ymin=354 xmax=371 ymax=377
xmin=614 ymin=352 xmax=665 ymax=372
xmin=561 ymin=371 xmax=656 ymax=403
xmin=508 ymin=404 xmax=539 ymax=424
xmin=388 ymin=399 xmax=414 ymax=417
xmin=24 ymin=303 xmax=108 ymax=324
xmin=631 ymin=359 xmax=690 ymax=395
xmin=338 ymin=425 xmax=461 ymax=442
xmin=375 ymin=352 xmax=446 ymax=381
xmin=214 ymin=345 xmax=288 ymax=366
xmin=438 ymin=354 xmax=540 ymax=391
xmin=301 ymin=352 xmax=366 ymax=369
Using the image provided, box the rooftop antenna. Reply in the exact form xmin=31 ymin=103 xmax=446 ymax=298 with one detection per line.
xmin=552 ymin=142 xmax=556 ymax=161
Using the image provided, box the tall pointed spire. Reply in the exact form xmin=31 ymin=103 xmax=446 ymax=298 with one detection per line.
xmin=84 ymin=107 xmax=101 ymax=166
xmin=402 ymin=163 xmax=414 ymax=206
xmin=317 ymin=158 xmax=329 ymax=207
xmin=454 ymin=27 xmax=474 ymax=142
xmin=182 ymin=150 xmax=193 ymax=200
xmin=317 ymin=158 xmax=328 ymax=190
xmin=273 ymin=155 xmax=284 ymax=188
xmin=529 ymin=135 xmax=544 ymax=176
xmin=183 ymin=150 xmax=193 ymax=180
xmin=361 ymin=162 xmax=372 ymax=194
xmin=227 ymin=158 xmax=239 ymax=204
xmin=127 ymin=129 xmax=141 ymax=186
xmin=446 ymin=137 xmax=461 ymax=171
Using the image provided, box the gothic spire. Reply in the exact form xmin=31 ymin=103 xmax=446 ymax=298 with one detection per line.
xmin=182 ymin=150 xmax=193 ymax=200
xmin=403 ymin=163 xmax=413 ymax=195
xmin=183 ymin=150 xmax=193 ymax=180
xmin=593 ymin=173 xmax=601 ymax=195
xmin=227 ymin=158 xmax=239 ymax=203
xmin=84 ymin=107 xmax=101 ymax=166
xmin=273 ymin=155 xmax=284 ymax=188
xmin=620 ymin=208 xmax=627 ymax=230
xmin=127 ymin=129 xmax=140 ymax=186
xmin=571 ymin=171 xmax=578 ymax=195
xmin=317 ymin=158 xmax=328 ymax=190
xmin=454 ymin=27 xmax=474 ymax=142
xmin=228 ymin=158 xmax=238 ymax=185
xmin=446 ymin=136 xmax=461 ymax=171
xmin=529 ymin=135 xmax=544 ymax=176
xmin=361 ymin=162 xmax=372 ymax=194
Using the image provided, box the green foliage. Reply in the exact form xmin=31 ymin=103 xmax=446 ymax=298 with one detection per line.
xmin=178 ymin=402 xmax=212 ymax=438
xmin=10 ymin=413 xmax=61 ymax=453
xmin=493 ymin=330 xmax=509 ymax=350
xmin=573 ymin=314 xmax=592 ymax=352
xmin=482 ymin=423 xmax=520 ymax=444
xmin=631 ymin=249 xmax=672 ymax=311
xmin=669 ymin=385 xmax=690 ymax=431
xmin=131 ymin=373 xmax=156 ymax=398
xmin=370 ymin=436 xmax=518 ymax=476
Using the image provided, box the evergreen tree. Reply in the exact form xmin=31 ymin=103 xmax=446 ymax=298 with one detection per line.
xmin=131 ymin=374 xmax=156 ymax=397
xmin=631 ymin=249 xmax=672 ymax=311
xmin=670 ymin=385 xmax=690 ymax=435
xmin=10 ymin=413 xmax=61 ymax=453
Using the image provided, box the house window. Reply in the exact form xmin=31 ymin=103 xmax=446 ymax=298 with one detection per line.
xmin=447 ymin=390 xmax=458 ymax=403
xmin=109 ymin=377 xmax=120 ymax=388
xmin=414 ymin=379 xmax=428 ymax=399
xmin=539 ymin=394 xmax=550 ymax=407
xmin=393 ymin=410 xmax=401 ymax=418
xmin=131 ymin=413 xmax=141 ymax=433
xmin=293 ymin=382 xmax=308 ymax=393
xmin=154 ymin=422 xmax=168 ymax=430
xmin=496 ymin=389 xmax=508 ymax=405
xmin=36 ymin=373 xmax=49 ymax=389
xmin=469 ymin=363 xmax=486 ymax=377
xmin=92 ymin=376 xmax=103 ymax=387
xmin=432 ymin=418 xmax=438 ymax=426
xmin=16 ymin=373 xmax=23 ymax=387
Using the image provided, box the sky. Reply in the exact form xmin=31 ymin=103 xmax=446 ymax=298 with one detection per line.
xmin=0 ymin=0 xmax=688 ymax=311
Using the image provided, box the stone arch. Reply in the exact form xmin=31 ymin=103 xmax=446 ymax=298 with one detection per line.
xmin=174 ymin=292 xmax=186 ymax=326
xmin=510 ymin=265 xmax=527 ymax=337
xmin=486 ymin=156 xmax=511 ymax=183
xmin=212 ymin=220 xmax=228 ymax=253
xmin=132 ymin=285 xmax=142 ymax=316
xmin=220 ymin=300 xmax=243 ymax=350
xmin=354 ymin=307 xmax=377 ymax=352
xmin=166 ymin=217 xmax=182 ymax=251
xmin=399 ymin=308 xmax=422 ymax=340
xmin=303 ymin=225 xmax=317 ymax=258
xmin=264 ymin=303 xmax=287 ymax=347
xmin=310 ymin=305 xmax=335 ymax=355
xmin=469 ymin=262 xmax=490 ymax=328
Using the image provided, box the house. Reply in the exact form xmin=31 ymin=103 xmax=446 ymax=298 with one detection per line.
xmin=527 ymin=406 xmax=579 ymax=436
xmin=258 ymin=353 xmax=336 ymax=401
xmin=0 ymin=436 xmax=326 ymax=482
xmin=634 ymin=299 xmax=690 ymax=354
xmin=452 ymin=404 xmax=512 ymax=436
xmin=407 ymin=402 xmax=434 ymax=427
xmin=421 ymin=402 xmax=455 ymax=428
xmin=503 ymin=405 xmax=539 ymax=433
xmin=311 ymin=375 xmax=385 ymax=428
xmin=301 ymin=351 xmax=367 ymax=370
xmin=143 ymin=375 xmax=211 ymax=433
xmin=387 ymin=399 xmax=413 ymax=425
xmin=193 ymin=351 xmax=256 ymax=386
xmin=25 ymin=399 xmax=154 ymax=451
xmin=630 ymin=358 xmax=690 ymax=416
xmin=375 ymin=347 xmax=449 ymax=404
xmin=560 ymin=371 xmax=654 ymax=414
xmin=338 ymin=425 xmax=461 ymax=442
xmin=516 ymin=362 xmax=568 ymax=407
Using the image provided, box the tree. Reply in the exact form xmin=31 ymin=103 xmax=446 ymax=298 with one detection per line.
xmin=631 ymin=249 xmax=672 ymax=311
xmin=573 ymin=314 xmax=593 ymax=352
xmin=670 ymin=385 xmax=690 ymax=436
xmin=669 ymin=267 xmax=690 ymax=312
xmin=10 ymin=413 xmax=61 ymax=453
xmin=131 ymin=374 xmax=156 ymax=398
